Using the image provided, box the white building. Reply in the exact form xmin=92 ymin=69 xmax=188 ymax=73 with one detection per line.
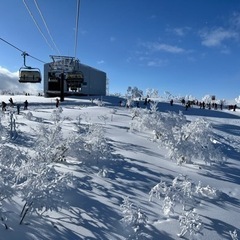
xmin=43 ymin=60 xmax=107 ymax=97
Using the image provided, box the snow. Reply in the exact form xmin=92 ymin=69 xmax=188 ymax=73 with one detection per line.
xmin=0 ymin=94 xmax=239 ymax=240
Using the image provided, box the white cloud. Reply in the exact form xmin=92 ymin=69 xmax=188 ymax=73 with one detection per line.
xmin=199 ymin=27 xmax=238 ymax=47
xmin=147 ymin=59 xmax=168 ymax=67
xmin=140 ymin=41 xmax=185 ymax=54
xmin=0 ymin=66 xmax=42 ymax=94
xmin=151 ymin=43 xmax=185 ymax=53
xmin=229 ymin=12 xmax=240 ymax=29
xmin=167 ymin=27 xmax=191 ymax=37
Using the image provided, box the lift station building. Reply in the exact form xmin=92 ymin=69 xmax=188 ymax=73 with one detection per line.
xmin=43 ymin=57 xmax=107 ymax=97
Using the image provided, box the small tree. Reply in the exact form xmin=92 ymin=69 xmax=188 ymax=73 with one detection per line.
xmin=120 ymin=196 xmax=148 ymax=239
xmin=18 ymin=160 xmax=72 ymax=224
xmin=177 ymin=210 xmax=203 ymax=238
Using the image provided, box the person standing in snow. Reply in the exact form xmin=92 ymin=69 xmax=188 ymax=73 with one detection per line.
xmin=56 ymin=98 xmax=60 ymax=108
xmin=24 ymin=100 xmax=28 ymax=110
xmin=9 ymin=97 xmax=14 ymax=106
xmin=17 ymin=104 xmax=20 ymax=114
xmin=2 ymin=101 xmax=7 ymax=111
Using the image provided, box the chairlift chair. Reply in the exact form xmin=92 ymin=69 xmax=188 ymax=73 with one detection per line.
xmin=19 ymin=67 xmax=41 ymax=83
xmin=18 ymin=52 xmax=42 ymax=83
xmin=66 ymin=71 xmax=84 ymax=89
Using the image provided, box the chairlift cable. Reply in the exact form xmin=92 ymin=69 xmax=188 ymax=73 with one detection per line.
xmin=33 ymin=0 xmax=61 ymax=55
xmin=0 ymin=37 xmax=46 ymax=64
xmin=0 ymin=37 xmax=23 ymax=53
xmin=74 ymin=0 xmax=81 ymax=59
xmin=22 ymin=0 xmax=55 ymax=52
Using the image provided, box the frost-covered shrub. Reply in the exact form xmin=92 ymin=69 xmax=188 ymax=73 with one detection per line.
xmin=98 ymin=114 xmax=108 ymax=125
xmin=177 ymin=210 xmax=203 ymax=238
xmin=130 ymin=108 xmax=225 ymax=165
xmin=120 ymin=196 xmax=148 ymax=239
xmin=229 ymin=229 xmax=238 ymax=240
xmin=168 ymin=118 xmax=225 ymax=165
xmin=162 ymin=196 xmax=174 ymax=216
xmin=195 ymin=181 xmax=220 ymax=198
xmin=146 ymin=88 xmax=159 ymax=98
xmin=69 ymin=123 xmax=111 ymax=164
xmin=97 ymin=167 xmax=109 ymax=178
xmin=126 ymin=86 xmax=143 ymax=99
xmin=96 ymin=98 xmax=104 ymax=106
xmin=25 ymin=111 xmax=33 ymax=120
xmin=109 ymin=108 xmax=117 ymax=114
xmin=33 ymin=121 xmax=69 ymax=162
xmin=0 ymin=145 xmax=25 ymax=200
xmin=51 ymin=108 xmax=63 ymax=123
xmin=83 ymin=124 xmax=110 ymax=160
xmin=0 ymin=117 xmax=8 ymax=141
xmin=0 ymin=145 xmax=29 ymax=226
xmin=17 ymin=159 xmax=72 ymax=224
xmin=149 ymin=174 xmax=219 ymax=218
xmin=149 ymin=180 xmax=168 ymax=201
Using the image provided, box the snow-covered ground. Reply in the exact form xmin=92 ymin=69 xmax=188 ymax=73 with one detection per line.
xmin=0 ymin=94 xmax=239 ymax=240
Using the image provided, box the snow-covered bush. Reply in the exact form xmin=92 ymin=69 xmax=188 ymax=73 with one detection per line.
xmin=146 ymin=88 xmax=159 ymax=98
xmin=149 ymin=174 xmax=219 ymax=225
xmin=0 ymin=146 xmax=19 ymax=202
xmin=98 ymin=114 xmax=108 ymax=124
xmin=69 ymin=123 xmax=111 ymax=165
xmin=202 ymin=94 xmax=213 ymax=104
xmin=17 ymin=159 xmax=72 ymax=224
xmin=120 ymin=196 xmax=148 ymax=239
xmin=229 ymin=229 xmax=238 ymax=240
xmin=10 ymin=116 xmax=74 ymax=223
xmin=0 ymin=145 xmax=29 ymax=227
xmin=51 ymin=108 xmax=63 ymax=123
xmin=149 ymin=175 xmax=203 ymax=237
xmin=97 ymin=167 xmax=109 ymax=178
xmin=33 ymin=121 xmax=69 ymax=162
xmin=95 ymin=98 xmax=104 ymax=106
xmin=168 ymin=118 xmax=225 ymax=165
xmin=109 ymin=108 xmax=117 ymax=114
xmin=162 ymin=196 xmax=174 ymax=216
xmin=130 ymin=107 xmax=225 ymax=165
xmin=126 ymin=86 xmax=143 ymax=99
xmin=195 ymin=181 xmax=219 ymax=198
xmin=0 ymin=116 xmax=8 ymax=141
xmin=25 ymin=111 xmax=33 ymax=120
xmin=177 ymin=209 xmax=203 ymax=238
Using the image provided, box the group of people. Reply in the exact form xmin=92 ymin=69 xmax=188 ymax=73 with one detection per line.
xmin=179 ymin=98 xmax=238 ymax=111
xmin=1 ymin=98 xmax=28 ymax=114
xmin=1 ymin=97 xmax=60 ymax=113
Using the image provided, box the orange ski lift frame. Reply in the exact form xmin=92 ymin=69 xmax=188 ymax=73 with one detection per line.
xmin=19 ymin=52 xmax=41 ymax=83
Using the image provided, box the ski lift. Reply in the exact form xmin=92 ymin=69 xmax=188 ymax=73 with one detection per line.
xmin=19 ymin=52 xmax=41 ymax=83
xmin=66 ymin=71 xmax=84 ymax=89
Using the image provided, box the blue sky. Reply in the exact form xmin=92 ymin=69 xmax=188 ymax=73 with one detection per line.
xmin=1 ymin=0 xmax=240 ymax=100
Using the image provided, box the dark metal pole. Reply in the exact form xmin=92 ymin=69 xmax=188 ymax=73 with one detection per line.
xmin=60 ymin=72 xmax=65 ymax=102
